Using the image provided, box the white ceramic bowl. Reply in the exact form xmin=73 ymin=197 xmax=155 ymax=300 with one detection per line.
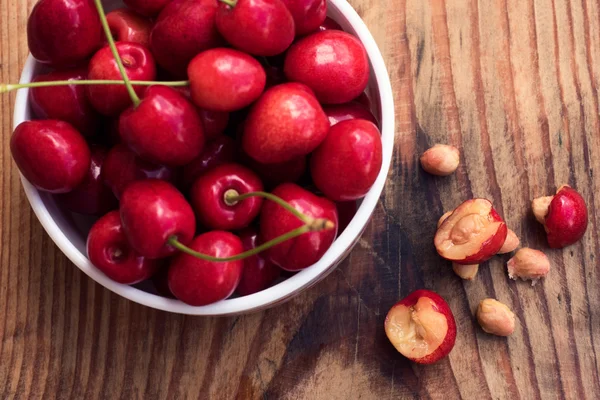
xmin=12 ymin=0 xmax=394 ymax=315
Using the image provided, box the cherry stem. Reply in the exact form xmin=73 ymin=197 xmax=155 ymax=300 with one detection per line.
xmin=93 ymin=0 xmax=141 ymax=107
xmin=224 ymin=190 xmax=311 ymax=224
xmin=0 ymin=80 xmax=190 ymax=93
xmin=219 ymin=0 xmax=237 ymax=7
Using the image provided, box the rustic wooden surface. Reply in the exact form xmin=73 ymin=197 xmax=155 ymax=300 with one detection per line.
xmin=1 ymin=0 xmax=600 ymax=398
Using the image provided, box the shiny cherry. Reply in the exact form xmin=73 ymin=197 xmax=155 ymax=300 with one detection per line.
xmin=11 ymin=120 xmax=90 ymax=194
xmin=243 ymin=83 xmax=329 ymax=163
xmin=174 ymin=87 xmax=230 ymax=140
xmin=103 ymin=144 xmax=178 ymax=199
xmin=119 ymin=85 xmax=205 ymax=167
xmin=216 ymin=0 xmax=295 ymax=56
xmin=318 ymin=16 xmax=342 ymax=32
xmin=236 ymin=227 xmax=281 ymax=296
xmin=241 ymin=153 xmax=307 ymax=189
xmin=324 ymin=101 xmax=377 ymax=126
xmin=124 ymin=0 xmax=171 ymax=16
xmin=86 ymin=42 xmax=157 ymax=116
xmin=168 ymin=231 xmax=243 ymax=306
xmin=150 ymin=0 xmax=222 ymax=77
xmin=30 ymin=68 xmax=100 ymax=137
xmin=87 ymin=211 xmax=160 ymax=284
xmin=107 ymin=8 xmax=153 ymax=48
xmin=27 ymin=0 xmax=102 ymax=67
xmin=190 ymin=163 xmax=264 ymax=230
xmin=57 ymin=146 xmax=118 ymax=215
xmin=280 ymin=0 xmax=326 ymax=35
xmin=311 ymin=119 xmax=382 ymax=201
xmin=188 ymin=48 xmax=266 ymax=112
xmin=260 ymin=183 xmax=338 ymax=271
xmin=284 ymin=30 xmax=369 ymax=104
xmin=181 ymin=135 xmax=237 ymax=190
xmin=120 ymin=179 xmax=196 ymax=259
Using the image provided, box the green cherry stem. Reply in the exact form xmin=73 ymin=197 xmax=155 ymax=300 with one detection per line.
xmin=93 ymin=0 xmax=141 ymax=107
xmin=167 ymin=189 xmax=335 ymax=263
xmin=0 ymin=80 xmax=190 ymax=94
xmin=224 ymin=189 xmax=311 ymax=224
xmin=219 ymin=0 xmax=238 ymax=7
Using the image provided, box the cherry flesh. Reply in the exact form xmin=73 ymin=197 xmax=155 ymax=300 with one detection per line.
xmin=181 ymin=135 xmax=237 ymax=190
xmin=11 ymin=120 xmax=91 ymax=194
xmin=27 ymin=0 xmax=102 ymax=67
xmin=87 ymin=211 xmax=160 ymax=284
xmin=150 ymin=0 xmax=223 ymax=78
xmin=119 ymin=85 xmax=206 ymax=167
xmin=86 ymin=42 xmax=157 ymax=116
xmin=280 ymin=0 xmax=327 ymax=35
xmin=236 ymin=227 xmax=281 ymax=296
xmin=243 ymin=83 xmax=329 ymax=163
xmin=260 ymin=183 xmax=338 ymax=271
xmin=311 ymin=119 xmax=383 ymax=201
xmin=216 ymin=0 xmax=295 ymax=56
xmin=168 ymin=231 xmax=244 ymax=306
xmin=124 ymin=0 xmax=171 ymax=16
xmin=30 ymin=68 xmax=100 ymax=137
xmin=120 ymin=179 xmax=196 ymax=259
xmin=57 ymin=146 xmax=118 ymax=215
xmin=188 ymin=48 xmax=266 ymax=112
xmin=284 ymin=30 xmax=369 ymax=104
xmin=324 ymin=101 xmax=377 ymax=127
xmin=190 ymin=163 xmax=264 ymax=230
xmin=106 ymin=8 xmax=153 ymax=48
xmin=102 ymin=144 xmax=178 ymax=199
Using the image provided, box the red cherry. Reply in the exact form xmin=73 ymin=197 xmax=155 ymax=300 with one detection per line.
xmin=124 ymin=0 xmax=171 ymax=16
xmin=188 ymin=48 xmax=266 ymax=112
xmin=236 ymin=227 xmax=281 ymax=296
xmin=260 ymin=183 xmax=338 ymax=271
xmin=120 ymin=179 xmax=196 ymax=259
xmin=241 ymin=153 xmax=307 ymax=189
xmin=198 ymin=109 xmax=230 ymax=140
xmin=190 ymin=163 xmax=264 ymax=230
xmin=181 ymin=135 xmax=237 ymax=190
xmin=280 ymin=0 xmax=327 ymax=35
xmin=106 ymin=8 xmax=153 ymax=48
xmin=103 ymin=144 xmax=178 ymax=199
xmin=243 ymin=83 xmax=329 ymax=163
xmin=168 ymin=231 xmax=244 ymax=306
xmin=86 ymin=43 xmax=157 ymax=116
xmin=216 ymin=0 xmax=295 ymax=56
xmin=119 ymin=86 xmax=205 ymax=167
xmin=87 ymin=211 xmax=160 ymax=284
xmin=27 ymin=0 xmax=102 ymax=67
xmin=30 ymin=68 xmax=100 ymax=137
xmin=11 ymin=120 xmax=90 ymax=194
xmin=318 ymin=16 xmax=343 ymax=32
xmin=284 ymin=30 xmax=369 ymax=104
xmin=150 ymin=0 xmax=222 ymax=78
xmin=311 ymin=119 xmax=382 ymax=201
xmin=323 ymin=102 xmax=377 ymax=127
xmin=57 ymin=146 xmax=118 ymax=215
xmin=545 ymin=186 xmax=589 ymax=248
xmin=172 ymin=87 xmax=230 ymax=140
xmin=336 ymin=201 xmax=358 ymax=233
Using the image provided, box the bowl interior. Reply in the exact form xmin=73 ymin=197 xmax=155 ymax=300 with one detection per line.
xmin=13 ymin=0 xmax=395 ymax=315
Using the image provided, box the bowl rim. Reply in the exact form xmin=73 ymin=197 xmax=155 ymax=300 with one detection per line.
xmin=12 ymin=0 xmax=395 ymax=316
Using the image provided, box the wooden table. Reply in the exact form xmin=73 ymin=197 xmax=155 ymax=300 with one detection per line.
xmin=2 ymin=0 xmax=600 ymax=398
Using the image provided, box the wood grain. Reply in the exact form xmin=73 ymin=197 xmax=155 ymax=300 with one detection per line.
xmin=1 ymin=0 xmax=600 ymax=398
